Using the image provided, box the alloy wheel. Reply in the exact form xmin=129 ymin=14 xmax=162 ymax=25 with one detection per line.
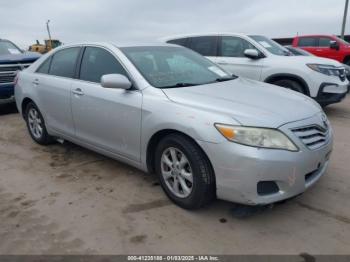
xmin=27 ymin=108 xmax=43 ymax=140
xmin=161 ymin=147 xmax=193 ymax=198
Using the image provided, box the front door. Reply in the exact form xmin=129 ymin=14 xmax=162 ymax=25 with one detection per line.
xmin=317 ymin=37 xmax=342 ymax=62
xmin=213 ymin=36 xmax=263 ymax=80
xmin=71 ymin=46 xmax=142 ymax=161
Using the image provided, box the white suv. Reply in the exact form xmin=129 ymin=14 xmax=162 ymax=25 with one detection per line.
xmin=165 ymin=33 xmax=348 ymax=106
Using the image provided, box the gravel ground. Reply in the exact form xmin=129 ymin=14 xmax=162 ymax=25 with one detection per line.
xmin=0 ymin=97 xmax=349 ymax=255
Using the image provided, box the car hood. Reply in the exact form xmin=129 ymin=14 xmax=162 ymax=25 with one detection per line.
xmin=0 ymin=52 xmax=41 ymax=63
xmin=162 ymin=77 xmax=321 ymax=128
xmin=274 ymin=54 xmax=344 ymax=67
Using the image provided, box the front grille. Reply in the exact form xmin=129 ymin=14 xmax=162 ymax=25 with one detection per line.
xmin=0 ymin=63 xmax=32 ymax=85
xmin=291 ymin=125 xmax=330 ymax=150
xmin=0 ymin=65 xmax=21 ymax=72
xmin=0 ymin=75 xmax=15 ymax=84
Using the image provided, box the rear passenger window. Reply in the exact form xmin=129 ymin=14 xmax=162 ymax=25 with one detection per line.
xmin=189 ymin=36 xmax=217 ymax=56
xmin=298 ymin=38 xmax=317 ymax=47
xmin=79 ymin=47 xmax=128 ymax=83
xmin=49 ymin=47 xmax=80 ymax=78
xmin=167 ymin=38 xmax=188 ymax=47
xmin=319 ymin=37 xmax=331 ymax=47
xmin=36 ymin=57 xmax=52 ymax=74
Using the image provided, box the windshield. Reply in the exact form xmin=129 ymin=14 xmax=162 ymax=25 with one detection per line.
xmin=335 ymin=36 xmax=350 ymax=45
xmin=250 ymin=35 xmax=290 ymax=56
xmin=120 ymin=46 xmax=234 ymax=88
xmin=0 ymin=40 xmax=22 ymax=56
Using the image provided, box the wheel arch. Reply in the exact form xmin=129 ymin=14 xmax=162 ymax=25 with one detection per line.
xmin=343 ymin=55 xmax=350 ymax=64
xmin=21 ymin=97 xmax=35 ymax=118
xmin=264 ymin=73 xmax=310 ymax=96
xmin=146 ymin=129 xmax=215 ymax=185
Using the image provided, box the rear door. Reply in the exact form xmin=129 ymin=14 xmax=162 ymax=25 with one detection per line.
xmin=71 ymin=46 xmax=142 ymax=161
xmin=215 ymin=36 xmax=263 ymax=80
xmin=35 ymin=47 xmax=81 ymax=136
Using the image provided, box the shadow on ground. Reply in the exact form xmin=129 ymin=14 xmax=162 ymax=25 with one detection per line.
xmin=0 ymin=102 xmax=18 ymax=116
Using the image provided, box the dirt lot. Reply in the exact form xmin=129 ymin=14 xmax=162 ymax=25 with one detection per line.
xmin=0 ymin=97 xmax=350 ymax=255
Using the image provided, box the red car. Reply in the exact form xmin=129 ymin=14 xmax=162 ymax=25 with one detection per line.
xmin=292 ymin=35 xmax=350 ymax=65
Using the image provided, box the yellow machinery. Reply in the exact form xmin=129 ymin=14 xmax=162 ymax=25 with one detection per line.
xmin=29 ymin=20 xmax=62 ymax=54
xmin=29 ymin=39 xmax=62 ymax=54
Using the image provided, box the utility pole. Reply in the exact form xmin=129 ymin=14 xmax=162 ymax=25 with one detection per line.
xmin=46 ymin=20 xmax=52 ymax=48
xmin=341 ymin=0 xmax=349 ymax=39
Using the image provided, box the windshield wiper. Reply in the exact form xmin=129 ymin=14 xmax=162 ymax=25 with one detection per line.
xmin=215 ymin=75 xmax=238 ymax=82
xmin=161 ymin=82 xmax=200 ymax=88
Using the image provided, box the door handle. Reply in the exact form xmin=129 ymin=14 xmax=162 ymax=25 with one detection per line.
xmin=32 ymin=79 xmax=39 ymax=86
xmin=72 ymin=88 xmax=84 ymax=96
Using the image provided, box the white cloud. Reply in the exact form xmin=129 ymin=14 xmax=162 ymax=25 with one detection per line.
xmin=0 ymin=0 xmax=348 ymax=48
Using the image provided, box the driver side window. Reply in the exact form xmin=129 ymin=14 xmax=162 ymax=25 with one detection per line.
xmin=220 ymin=36 xmax=258 ymax=57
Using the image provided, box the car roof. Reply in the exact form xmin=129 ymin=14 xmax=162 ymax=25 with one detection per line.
xmin=162 ymin=32 xmax=253 ymax=41
xmin=295 ymin=34 xmax=337 ymax=38
xmin=55 ymin=42 xmax=175 ymax=50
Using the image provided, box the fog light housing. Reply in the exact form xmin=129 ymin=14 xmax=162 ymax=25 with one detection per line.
xmin=257 ymin=181 xmax=279 ymax=196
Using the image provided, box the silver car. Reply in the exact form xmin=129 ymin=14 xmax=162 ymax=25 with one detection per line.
xmin=15 ymin=43 xmax=333 ymax=209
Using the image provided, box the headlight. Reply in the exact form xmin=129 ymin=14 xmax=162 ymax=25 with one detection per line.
xmin=307 ymin=64 xmax=342 ymax=76
xmin=343 ymin=64 xmax=350 ymax=75
xmin=215 ymin=124 xmax=299 ymax=151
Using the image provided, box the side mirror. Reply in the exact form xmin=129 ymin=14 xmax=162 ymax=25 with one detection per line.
xmin=244 ymin=49 xmax=260 ymax=59
xmin=330 ymin=41 xmax=339 ymax=50
xmin=101 ymin=74 xmax=132 ymax=90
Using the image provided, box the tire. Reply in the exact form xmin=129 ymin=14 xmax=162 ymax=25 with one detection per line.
xmin=344 ymin=58 xmax=350 ymax=66
xmin=155 ymin=133 xmax=215 ymax=210
xmin=25 ymin=102 xmax=54 ymax=145
xmin=272 ymin=79 xmax=305 ymax=94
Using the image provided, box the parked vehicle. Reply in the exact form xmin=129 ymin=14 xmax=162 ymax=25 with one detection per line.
xmin=285 ymin=46 xmax=313 ymax=56
xmin=292 ymin=35 xmax=350 ymax=65
xmin=166 ymin=33 xmax=348 ymax=107
xmin=16 ymin=43 xmax=333 ymax=209
xmin=29 ymin=39 xmax=62 ymax=54
xmin=0 ymin=39 xmax=40 ymax=102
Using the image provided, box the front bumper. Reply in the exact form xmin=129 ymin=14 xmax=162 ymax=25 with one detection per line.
xmin=315 ymin=82 xmax=347 ymax=106
xmin=198 ymin=114 xmax=333 ymax=205
xmin=0 ymin=83 xmax=14 ymax=100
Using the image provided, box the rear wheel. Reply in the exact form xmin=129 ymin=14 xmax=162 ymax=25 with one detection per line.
xmin=272 ymin=79 xmax=305 ymax=94
xmin=25 ymin=102 xmax=54 ymax=145
xmin=155 ymin=134 xmax=215 ymax=210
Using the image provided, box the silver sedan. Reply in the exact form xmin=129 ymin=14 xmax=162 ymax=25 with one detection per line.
xmin=15 ymin=43 xmax=333 ymax=209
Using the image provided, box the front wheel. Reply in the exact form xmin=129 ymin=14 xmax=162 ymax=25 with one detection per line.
xmin=25 ymin=102 xmax=54 ymax=145
xmin=155 ymin=134 xmax=215 ymax=210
